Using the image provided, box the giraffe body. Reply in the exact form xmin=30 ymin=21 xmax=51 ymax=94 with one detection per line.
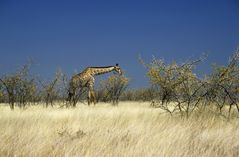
xmin=68 ymin=64 xmax=121 ymax=106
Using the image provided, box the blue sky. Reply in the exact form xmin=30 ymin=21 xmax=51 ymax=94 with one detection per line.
xmin=0 ymin=0 xmax=239 ymax=88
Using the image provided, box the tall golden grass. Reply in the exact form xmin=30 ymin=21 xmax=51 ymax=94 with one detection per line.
xmin=0 ymin=102 xmax=239 ymax=157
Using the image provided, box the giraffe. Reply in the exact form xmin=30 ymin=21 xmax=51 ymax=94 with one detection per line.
xmin=67 ymin=64 xmax=122 ymax=106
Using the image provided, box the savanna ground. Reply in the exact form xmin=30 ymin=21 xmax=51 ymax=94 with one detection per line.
xmin=0 ymin=102 xmax=239 ymax=157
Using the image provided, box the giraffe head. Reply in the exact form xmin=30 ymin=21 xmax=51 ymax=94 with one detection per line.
xmin=114 ymin=63 xmax=122 ymax=75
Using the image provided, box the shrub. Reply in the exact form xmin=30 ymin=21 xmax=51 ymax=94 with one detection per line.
xmin=140 ymin=55 xmax=208 ymax=116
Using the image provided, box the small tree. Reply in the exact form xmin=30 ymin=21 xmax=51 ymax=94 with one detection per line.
xmin=16 ymin=78 xmax=37 ymax=108
xmin=0 ymin=63 xmax=35 ymax=109
xmin=99 ymin=75 xmax=129 ymax=105
xmin=39 ymin=70 xmax=63 ymax=107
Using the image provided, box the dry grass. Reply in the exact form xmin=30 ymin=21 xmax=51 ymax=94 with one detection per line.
xmin=0 ymin=102 xmax=239 ymax=157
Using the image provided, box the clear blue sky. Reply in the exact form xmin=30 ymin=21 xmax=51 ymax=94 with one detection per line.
xmin=0 ymin=0 xmax=239 ymax=88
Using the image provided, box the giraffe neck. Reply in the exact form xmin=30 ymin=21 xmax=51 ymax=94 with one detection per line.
xmin=90 ymin=66 xmax=115 ymax=76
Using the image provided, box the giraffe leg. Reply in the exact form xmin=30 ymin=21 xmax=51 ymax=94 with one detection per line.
xmin=72 ymin=94 xmax=77 ymax=107
xmin=88 ymin=89 xmax=95 ymax=105
xmin=88 ymin=78 xmax=95 ymax=106
xmin=87 ymin=89 xmax=91 ymax=106
xmin=67 ymin=85 xmax=76 ymax=107
xmin=67 ymin=92 xmax=72 ymax=103
xmin=91 ymin=90 xmax=96 ymax=105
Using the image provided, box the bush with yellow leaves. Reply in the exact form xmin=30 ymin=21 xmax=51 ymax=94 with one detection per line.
xmin=205 ymin=49 xmax=239 ymax=117
xmin=140 ymin=55 xmax=208 ymax=117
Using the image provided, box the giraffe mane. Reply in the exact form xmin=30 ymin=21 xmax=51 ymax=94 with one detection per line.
xmin=88 ymin=66 xmax=114 ymax=68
